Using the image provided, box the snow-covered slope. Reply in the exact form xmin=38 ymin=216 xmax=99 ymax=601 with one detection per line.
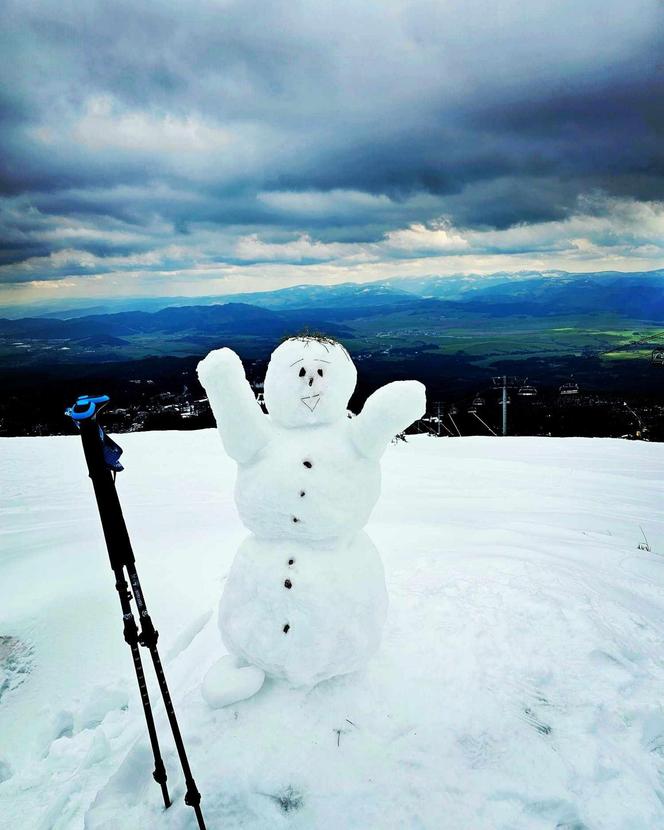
xmin=1 ymin=432 xmax=663 ymax=829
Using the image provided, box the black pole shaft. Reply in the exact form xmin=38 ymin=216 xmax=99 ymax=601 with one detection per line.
xmin=78 ymin=418 xmax=136 ymax=570
xmin=114 ymin=568 xmax=171 ymax=808
xmin=77 ymin=417 xmax=171 ymax=808
xmin=127 ymin=563 xmax=205 ymax=829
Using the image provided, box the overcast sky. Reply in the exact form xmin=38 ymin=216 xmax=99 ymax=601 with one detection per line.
xmin=1 ymin=0 xmax=663 ymax=305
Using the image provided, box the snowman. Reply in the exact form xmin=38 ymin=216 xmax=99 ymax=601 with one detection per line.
xmin=197 ymin=335 xmax=426 ymax=707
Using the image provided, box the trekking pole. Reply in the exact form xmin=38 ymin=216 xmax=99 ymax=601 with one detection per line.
xmin=65 ymin=395 xmax=206 ymax=830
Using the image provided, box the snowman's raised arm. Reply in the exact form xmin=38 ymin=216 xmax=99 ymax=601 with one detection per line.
xmin=351 ymin=380 xmax=427 ymax=460
xmin=197 ymin=348 xmax=271 ymax=464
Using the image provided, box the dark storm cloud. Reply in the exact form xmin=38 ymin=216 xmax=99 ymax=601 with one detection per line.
xmin=0 ymin=0 xmax=663 ymax=293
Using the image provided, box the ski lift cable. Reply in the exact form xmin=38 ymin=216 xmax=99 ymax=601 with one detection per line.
xmin=439 ymin=419 xmax=454 ymax=437
xmin=440 ymin=421 xmax=454 ymax=437
xmin=414 ymin=416 xmax=444 ymax=437
xmin=471 ymin=410 xmax=497 ymax=436
xmin=623 ymin=401 xmax=643 ymax=431
xmin=418 ymin=420 xmax=438 ymax=436
xmin=448 ymin=412 xmax=462 ymax=437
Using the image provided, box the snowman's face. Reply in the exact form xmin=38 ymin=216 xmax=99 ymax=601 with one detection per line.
xmin=263 ymin=337 xmax=357 ymax=428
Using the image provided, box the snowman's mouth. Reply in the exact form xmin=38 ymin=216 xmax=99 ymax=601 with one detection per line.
xmin=300 ymin=394 xmax=321 ymax=412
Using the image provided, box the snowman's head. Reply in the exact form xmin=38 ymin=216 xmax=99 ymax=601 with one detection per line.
xmin=263 ymin=336 xmax=357 ymax=428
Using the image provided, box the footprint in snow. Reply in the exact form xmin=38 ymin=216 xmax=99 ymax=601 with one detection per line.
xmin=0 ymin=758 xmax=12 ymax=784
xmin=260 ymin=785 xmax=305 ymax=814
xmin=0 ymin=636 xmax=33 ymax=704
xmin=522 ymin=706 xmax=552 ymax=736
xmin=638 ymin=709 xmax=664 ymax=758
xmin=457 ymin=732 xmax=500 ymax=769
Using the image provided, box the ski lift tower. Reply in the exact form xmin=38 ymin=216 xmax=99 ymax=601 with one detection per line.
xmin=491 ymin=376 xmax=522 ymax=436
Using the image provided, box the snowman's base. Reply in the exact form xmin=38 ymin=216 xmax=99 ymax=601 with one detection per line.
xmin=201 ymin=654 xmax=266 ymax=709
xmin=220 ymin=532 xmax=388 ymax=687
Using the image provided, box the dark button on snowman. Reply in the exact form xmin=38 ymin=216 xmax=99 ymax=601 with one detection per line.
xmin=197 ymin=335 xmax=426 ymax=707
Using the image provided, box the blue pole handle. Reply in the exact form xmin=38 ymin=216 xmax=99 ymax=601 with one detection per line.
xmin=65 ymin=394 xmax=110 ymax=421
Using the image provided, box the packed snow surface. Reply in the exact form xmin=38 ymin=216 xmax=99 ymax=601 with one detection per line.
xmin=1 ymin=432 xmax=663 ymax=829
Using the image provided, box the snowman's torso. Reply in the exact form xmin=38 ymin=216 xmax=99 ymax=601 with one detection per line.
xmin=234 ymin=418 xmax=381 ymax=543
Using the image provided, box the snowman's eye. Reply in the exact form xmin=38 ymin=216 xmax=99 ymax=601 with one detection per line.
xmin=317 ymin=368 xmax=323 ymax=377
xmin=298 ymin=367 xmax=306 ymax=377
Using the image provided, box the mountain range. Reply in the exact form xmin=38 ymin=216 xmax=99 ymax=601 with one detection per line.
xmin=1 ymin=269 xmax=662 ymax=437
xmin=2 ymin=269 xmax=663 ymax=323
xmin=1 ymin=270 xmax=663 ymax=343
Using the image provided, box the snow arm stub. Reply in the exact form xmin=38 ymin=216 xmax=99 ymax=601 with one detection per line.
xmin=351 ymin=380 xmax=426 ymax=460
xmin=197 ymin=347 xmax=271 ymax=464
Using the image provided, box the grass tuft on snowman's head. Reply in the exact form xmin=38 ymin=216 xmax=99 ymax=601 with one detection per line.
xmin=279 ymin=328 xmax=352 ymax=359
xmin=281 ymin=328 xmax=338 ymax=345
